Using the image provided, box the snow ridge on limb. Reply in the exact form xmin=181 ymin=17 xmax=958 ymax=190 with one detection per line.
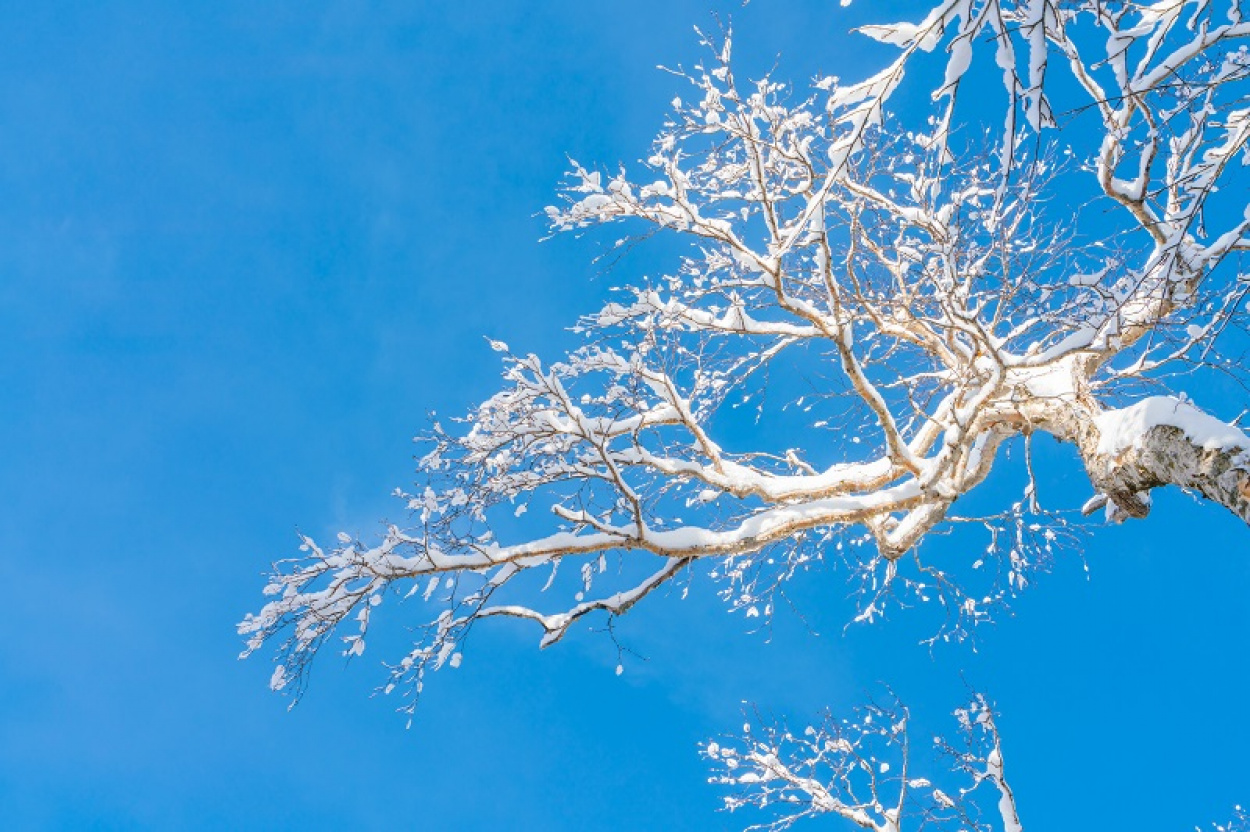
xmin=1083 ymin=396 xmax=1250 ymax=522
xmin=243 ymin=0 xmax=1250 ymax=709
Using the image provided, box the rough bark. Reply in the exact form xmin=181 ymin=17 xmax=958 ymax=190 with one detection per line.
xmin=1083 ymin=423 xmax=1250 ymax=523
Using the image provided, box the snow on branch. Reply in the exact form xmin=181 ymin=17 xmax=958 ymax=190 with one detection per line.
xmin=709 ymin=692 xmax=1242 ymax=831
xmin=244 ymin=0 xmax=1250 ymax=709
xmin=705 ymin=694 xmax=1022 ymax=832
xmin=1207 ymin=805 xmax=1249 ymax=832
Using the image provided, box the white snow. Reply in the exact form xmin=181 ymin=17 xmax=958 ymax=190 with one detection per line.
xmin=1094 ymin=396 xmax=1250 ymax=455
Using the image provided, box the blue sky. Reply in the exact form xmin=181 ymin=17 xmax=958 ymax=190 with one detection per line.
xmin=1 ymin=1 xmax=1247 ymax=829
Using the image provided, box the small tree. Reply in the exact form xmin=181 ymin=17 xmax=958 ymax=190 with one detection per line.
xmin=242 ymin=0 xmax=1249 ymax=826
xmin=706 ymin=694 xmax=1023 ymax=832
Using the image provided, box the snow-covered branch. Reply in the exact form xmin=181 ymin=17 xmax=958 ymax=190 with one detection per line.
xmin=709 ymin=691 xmax=1244 ymax=832
xmin=1207 ymin=805 xmax=1249 ymax=832
xmin=244 ymin=0 xmax=1250 ymax=714
xmin=706 ymin=694 xmax=1024 ymax=832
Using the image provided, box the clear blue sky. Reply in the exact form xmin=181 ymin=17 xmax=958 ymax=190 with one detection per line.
xmin=1 ymin=1 xmax=1247 ymax=829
